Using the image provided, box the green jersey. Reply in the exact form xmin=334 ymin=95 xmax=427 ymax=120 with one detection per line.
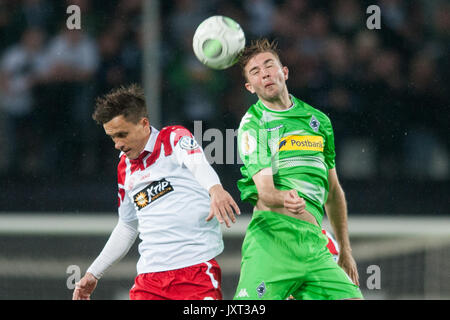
xmin=237 ymin=95 xmax=336 ymax=226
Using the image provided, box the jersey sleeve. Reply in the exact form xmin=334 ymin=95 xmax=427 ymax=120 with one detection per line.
xmin=237 ymin=112 xmax=273 ymax=178
xmin=322 ymin=116 xmax=336 ymax=170
xmin=169 ymin=126 xmax=203 ymax=163
xmin=169 ymin=126 xmax=221 ymax=191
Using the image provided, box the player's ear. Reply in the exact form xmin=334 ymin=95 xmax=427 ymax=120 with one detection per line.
xmin=245 ymin=82 xmax=255 ymax=94
xmin=282 ymin=66 xmax=289 ymax=81
xmin=141 ymin=117 xmax=150 ymax=129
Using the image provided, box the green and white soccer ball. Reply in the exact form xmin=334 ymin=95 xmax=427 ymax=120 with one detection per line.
xmin=193 ymin=15 xmax=246 ymax=70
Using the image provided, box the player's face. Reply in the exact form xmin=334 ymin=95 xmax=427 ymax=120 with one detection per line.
xmin=103 ymin=115 xmax=151 ymax=160
xmin=244 ymin=51 xmax=288 ymax=101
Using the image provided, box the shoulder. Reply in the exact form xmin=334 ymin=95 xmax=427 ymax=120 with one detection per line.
xmin=160 ymin=125 xmax=192 ymax=135
xmin=295 ymin=97 xmax=333 ymax=128
xmin=158 ymin=125 xmax=201 ymax=156
xmin=238 ymin=102 xmax=262 ymax=131
xmin=160 ymin=125 xmax=194 ymax=145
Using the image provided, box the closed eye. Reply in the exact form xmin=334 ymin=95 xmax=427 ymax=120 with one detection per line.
xmin=116 ymin=132 xmax=128 ymax=138
xmin=108 ymin=132 xmax=128 ymax=140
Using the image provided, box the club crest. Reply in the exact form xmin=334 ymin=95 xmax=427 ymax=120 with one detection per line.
xmin=309 ymin=115 xmax=320 ymax=132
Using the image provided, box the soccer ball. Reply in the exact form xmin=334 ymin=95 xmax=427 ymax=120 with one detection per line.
xmin=193 ymin=15 xmax=246 ymax=70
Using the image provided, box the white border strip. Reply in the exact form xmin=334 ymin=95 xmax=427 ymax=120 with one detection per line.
xmin=0 ymin=213 xmax=449 ymax=237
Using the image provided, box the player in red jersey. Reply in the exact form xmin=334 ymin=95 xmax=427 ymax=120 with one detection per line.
xmin=72 ymin=84 xmax=240 ymax=300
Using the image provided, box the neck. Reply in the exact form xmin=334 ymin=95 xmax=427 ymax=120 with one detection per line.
xmin=260 ymin=88 xmax=291 ymax=111
xmin=137 ymin=127 xmax=152 ymax=156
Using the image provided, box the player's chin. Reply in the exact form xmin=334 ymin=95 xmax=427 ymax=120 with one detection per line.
xmin=126 ymin=151 xmax=138 ymax=159
xmin=261 ymin=89 xmax=280 ymax=100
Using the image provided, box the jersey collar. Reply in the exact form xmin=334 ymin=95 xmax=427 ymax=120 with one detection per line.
xmin=142 ymin=126 xmax=160 ymax=153
xmin=259 ymin=94 xmax=296 ymax=112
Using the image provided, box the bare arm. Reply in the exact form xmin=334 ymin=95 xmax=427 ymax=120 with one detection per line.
xmin=325 ymin=168 xmax=359 ymax=286
xmin=206 ymin=184 xmax=241 ymax=228
xmin=252 ymin=168 xmax=306 ymax=214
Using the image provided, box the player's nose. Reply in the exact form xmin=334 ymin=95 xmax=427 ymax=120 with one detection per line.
xmin=115 ymin=140 xmax=124 ymax=151
xmin=261 ymin=70 xmax=270 ymax=79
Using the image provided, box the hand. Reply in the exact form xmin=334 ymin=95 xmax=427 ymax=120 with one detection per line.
xmin=338 ymin=250 xmax=360 ymax=286
xmin=283 ymin=190 xmax=306 ymax=214
xmin=206 ymin=184 xmax=240 ymax=228
xmin=72 ymin=272 xmax=98 ymax=300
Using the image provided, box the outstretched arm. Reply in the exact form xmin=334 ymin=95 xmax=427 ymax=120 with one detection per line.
xmin=72 ymin=218 xmax=139 ymax=300
xmin=325 ymin=168 xmax=359 ymax=286
xmin=172 ymin=130 xmax=240 ymax=228
xmin=184 ymin=153 xmax=240 ymax=228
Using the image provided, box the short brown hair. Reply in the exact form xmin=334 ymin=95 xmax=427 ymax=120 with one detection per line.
xmin=92 ymin=84 xmax=148 ymax=125
xmin=238 ymin=38 xmax=282 ymax=78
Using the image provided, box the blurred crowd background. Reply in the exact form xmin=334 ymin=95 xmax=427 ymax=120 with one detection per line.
xmin=0 ymin=0 xmax=448 ymax=215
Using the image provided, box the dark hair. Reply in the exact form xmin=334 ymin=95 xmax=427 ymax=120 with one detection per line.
xmin=238 ymin=38 xmax=282 ymax=78
xmin=92 ymin=84 xmax=148 ymax=125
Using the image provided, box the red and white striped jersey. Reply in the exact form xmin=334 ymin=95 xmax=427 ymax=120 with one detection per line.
xmin=117 ymin=125 xmax=224 ymax=274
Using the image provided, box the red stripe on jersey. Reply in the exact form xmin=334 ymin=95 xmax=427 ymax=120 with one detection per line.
xmin=144 ymin=125 xmax=193 ymax=168
xmin=170 ymin=126 xmax=201 ymax=154
xmin=172 ymin=126 xmax=193 ymax=146
xmin=118 ymin=188 xmax=125 ymax=207
xmin=187 ymin=149 xmax=202 ymax=154
xmin=116 ymin=126 xmax=197 ymax=207
xmin=130 ymin=151 xmax=150 ymax=174
xmin=117 ymin=155 xmax=127 ymax=206
xmin=144 ymin=130 xmax=165 ymax=168
xmin=117 ymin=155 xmax=127 ymax=186
xmin=121 ymin=126 xmax=198 ymax=176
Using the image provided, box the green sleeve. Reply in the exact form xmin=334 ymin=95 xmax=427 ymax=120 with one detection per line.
xmin=237 ymin=113 xmax=272 ymax=178
xmin=323 ymin=117 xmax=336 ymax=170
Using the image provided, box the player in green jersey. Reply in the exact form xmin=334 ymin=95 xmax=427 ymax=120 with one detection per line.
xmin=233 ymin=39 xmax=363 ymax=300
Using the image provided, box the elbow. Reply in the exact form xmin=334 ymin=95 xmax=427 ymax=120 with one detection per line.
xmin=328 ymin=182 xmax=345 ymax=202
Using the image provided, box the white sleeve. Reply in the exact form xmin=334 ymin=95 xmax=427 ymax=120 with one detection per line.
xmin=86 ymin=218 xmax=139 ymax=279
xmin=180 ymin=151 xmax=222 ymax=192
xmin=172 ymin=132 xmax=221 ymax=192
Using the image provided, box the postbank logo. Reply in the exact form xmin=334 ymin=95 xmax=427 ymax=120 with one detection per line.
xmin=278 ymin=135 xmax=324 ymax=152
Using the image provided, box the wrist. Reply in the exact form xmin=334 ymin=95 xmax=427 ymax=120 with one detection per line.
xmin=85 ymin=270 xmax=101 ymax=281
xmin=208 ymin=184 xmax=223 ymax=196
xmin=339 ymin=246 xmax=352 ymax=255
xmin=86 ymin=271 xmax=99 ymax=281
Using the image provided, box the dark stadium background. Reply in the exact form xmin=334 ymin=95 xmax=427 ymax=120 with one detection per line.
xmin=0 ymin=0 xmax=448 ymax=300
